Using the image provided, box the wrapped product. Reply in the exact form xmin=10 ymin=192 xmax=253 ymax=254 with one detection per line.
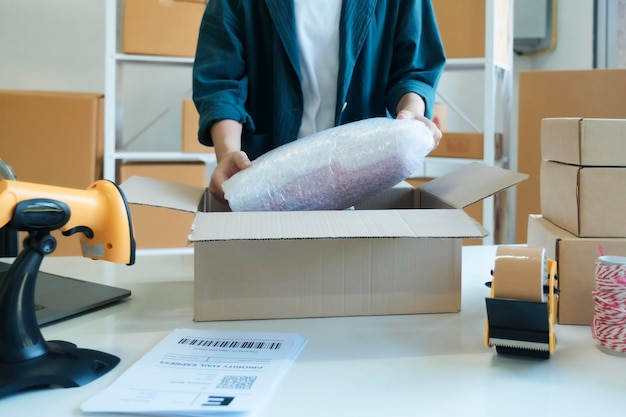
xmin=223 ymin=117 xmax=435 ymax=211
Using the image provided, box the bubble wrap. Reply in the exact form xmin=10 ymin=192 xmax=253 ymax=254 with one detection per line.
xmin=223 ymin=117 xmax=435 ymax=211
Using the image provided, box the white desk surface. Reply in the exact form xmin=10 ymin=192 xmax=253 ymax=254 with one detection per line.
xmin=1 ymin=245 xmax=624 ymax=416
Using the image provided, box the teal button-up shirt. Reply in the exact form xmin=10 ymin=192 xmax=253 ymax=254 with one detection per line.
xmin=193 ymin=0 xmax=446 ymax=160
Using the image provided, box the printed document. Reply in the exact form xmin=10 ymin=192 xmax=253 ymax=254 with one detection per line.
xmin=81 ymin=328 xmax=307 ymax=416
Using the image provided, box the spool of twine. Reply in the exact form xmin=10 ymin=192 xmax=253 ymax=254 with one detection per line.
xmin=592 ymin=257 xmax=626 ymax=354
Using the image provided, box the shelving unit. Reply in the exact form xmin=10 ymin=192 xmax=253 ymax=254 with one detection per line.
xmin=103 ymin=0 xmax=215 ymax=184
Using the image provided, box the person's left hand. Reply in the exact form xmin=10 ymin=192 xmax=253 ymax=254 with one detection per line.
xmin=396 ymin=110 xmax=442 ymax=148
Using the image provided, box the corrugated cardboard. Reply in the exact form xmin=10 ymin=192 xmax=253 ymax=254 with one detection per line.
xmin=526 ymin=214 xmax=626 ymax=325
xmin=541 ymin=118 xmax=626 ymax=166
xmin=428 ymin=132 xmax=502 ymax=159
xmin=432 ymin=0 xmax=485 ymax=58
xmin=431 ymin=0 xmax=510 ymax=64
xmin=541 ymin=160 xmax=626 ymax=238
xmin=405 ymin=176 xmax=483 ymax=246
xmin=516 ymin=69 xmax=626 ymax=243
xmin=118 ymin=162 xmax=207 ymax=249
xmin=120 ymin=163 xmax=527 ymax=321
xmin=182 ymin=98 xmax=213 ymax=153
xmin=122 ymin=0 xmax=206 ymax=57
xmin=0 ymin=90 xmax=104 ymax=257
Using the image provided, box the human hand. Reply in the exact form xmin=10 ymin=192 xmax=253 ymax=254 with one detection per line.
xmin=209 ymin=151 xmax=252 ymax=204
xmin=396 ymin=110 xmax=442 ymax=148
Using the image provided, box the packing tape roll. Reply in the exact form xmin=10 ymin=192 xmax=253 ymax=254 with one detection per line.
xmin=492 ymin=246 xmax=547 ymax=302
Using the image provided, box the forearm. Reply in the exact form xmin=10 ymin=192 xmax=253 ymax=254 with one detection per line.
xmin=396 ymin=92 xmax=426 ymax=118
xmin=210 ymin=119 xmax=243 ymax=162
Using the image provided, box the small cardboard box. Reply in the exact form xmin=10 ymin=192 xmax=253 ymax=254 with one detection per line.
xmin=541 ymin=160 xmax=626 ymax=238
xmin=541 ymin=118 xmax=626 ymax=166
xmin=119 ymin=162 xmax=207 ymax=249
xmin=428 ymin=132 xmax=503 ymax=160
xmin=0 ymin=90 xmax=104 ymax=257
xmin=123 ymin=0 xmax=206 ymax=57
xmin=182 ymin=98 xmax=214 ymax=153
xmin=121 ymin=163 xmax=526 ymax=321
xmin=527 ymin=214 xmax=626 ymax=325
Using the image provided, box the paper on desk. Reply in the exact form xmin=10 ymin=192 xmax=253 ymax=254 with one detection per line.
xmin=81 ymin=328 xmax=307 ymax=416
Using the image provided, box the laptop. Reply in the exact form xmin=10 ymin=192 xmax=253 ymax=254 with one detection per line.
xmin=0 ymin=262 xmax=131 ymax=326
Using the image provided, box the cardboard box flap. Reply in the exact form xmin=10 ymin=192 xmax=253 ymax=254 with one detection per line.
xmin=418 ymin=163 xmax=528 ymax=209
xmin=189 ymin=209 xmax=486 ymax=241
xmin=120 ymin=176 xmax=205 ymax=212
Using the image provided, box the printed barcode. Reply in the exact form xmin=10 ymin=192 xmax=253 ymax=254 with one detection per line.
xmin=177 ymin=337 xmax=282 ymax=350
xmin=216 ymin=375 xmax=257 ymax=390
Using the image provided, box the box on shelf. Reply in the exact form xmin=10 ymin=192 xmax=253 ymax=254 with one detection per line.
xmin=431 ymin=0 xmax=510 ymax=63
xmin=527 ymin=214 xmax=626 ymax=325
xmin=541 ymin=118 xmax=626 ymax=166
xmin=118 ymin=162 xmax=207 ymax=249
xmin=182 ymin=98 xmax=214 ymax=153
xmin=431 ymin=0 xmax=485 ymax=58
xmin=516 ymin=69 xmax=626 ymax=244
xmin=0 ymin=90 xmax=104 ymax=257
xmin=120 ymin=163 xmax=527 ymax=321
xmin=541 ymin=161 xmax=626 ymax=238
xmin=122 ymin=0 xmax=206 ymax=57
xmin=428 ymin=132 xmax=503 ymax=160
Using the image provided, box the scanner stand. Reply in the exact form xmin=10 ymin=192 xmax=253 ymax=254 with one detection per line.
xmin=0 ymin=230 xmax=120 ymax=398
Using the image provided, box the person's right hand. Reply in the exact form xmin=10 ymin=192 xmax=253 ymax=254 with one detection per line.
xmin=209 ymin=151 xmax=252 ymax=204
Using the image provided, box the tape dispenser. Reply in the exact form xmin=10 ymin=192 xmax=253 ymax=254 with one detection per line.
xmin=484 ymin=246 xmax=558 ymax=359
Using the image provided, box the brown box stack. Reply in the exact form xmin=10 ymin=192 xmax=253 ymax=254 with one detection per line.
xmin=516 ymin=69 xmax=626 ymax=244
xmin=527 ymin=117 xmax=626 ymax=325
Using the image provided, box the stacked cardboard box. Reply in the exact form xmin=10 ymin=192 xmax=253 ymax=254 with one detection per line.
xmin=527 ymin=118 xmax=626 ymax=325
xmin=516 ymin=69 xmax=626 ymax=244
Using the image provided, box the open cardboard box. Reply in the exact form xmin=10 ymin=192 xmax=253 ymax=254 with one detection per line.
xmin=120 ymin=163 xmax=527 ymax=321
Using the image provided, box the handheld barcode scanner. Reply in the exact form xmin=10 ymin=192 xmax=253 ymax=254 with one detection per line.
xmin=484 ymin=246 xmax=558 ymax=359
xmin=0 ymin=177 xmax=136 ymax=398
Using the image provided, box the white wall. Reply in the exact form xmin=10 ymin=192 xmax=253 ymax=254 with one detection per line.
xmin=0 ymin=0 xmax=106 ymax=93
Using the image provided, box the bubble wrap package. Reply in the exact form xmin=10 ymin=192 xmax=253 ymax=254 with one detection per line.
xmin=223 ymin=117 xmax=435 ymax=211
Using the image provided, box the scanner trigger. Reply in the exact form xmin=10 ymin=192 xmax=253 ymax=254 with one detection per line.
xmin=62 ymin=225 xmax=94 ymax=239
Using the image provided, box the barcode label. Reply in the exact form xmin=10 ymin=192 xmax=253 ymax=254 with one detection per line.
xmin=216 ymin=375 xmax=257 ymax=390
xmin=177 ymin=337 xmax=282 ymax=350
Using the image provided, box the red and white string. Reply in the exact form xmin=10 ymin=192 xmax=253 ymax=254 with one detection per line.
xmin=592 ymin=260 xmax=626 ymax=353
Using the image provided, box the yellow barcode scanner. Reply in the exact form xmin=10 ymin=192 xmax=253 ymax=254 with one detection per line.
xmin=0 ymin=177 xmax=135 ymax=398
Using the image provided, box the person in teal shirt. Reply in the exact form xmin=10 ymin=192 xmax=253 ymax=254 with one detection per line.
xmin=193 ymin=0 xmax=446 ymax=202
